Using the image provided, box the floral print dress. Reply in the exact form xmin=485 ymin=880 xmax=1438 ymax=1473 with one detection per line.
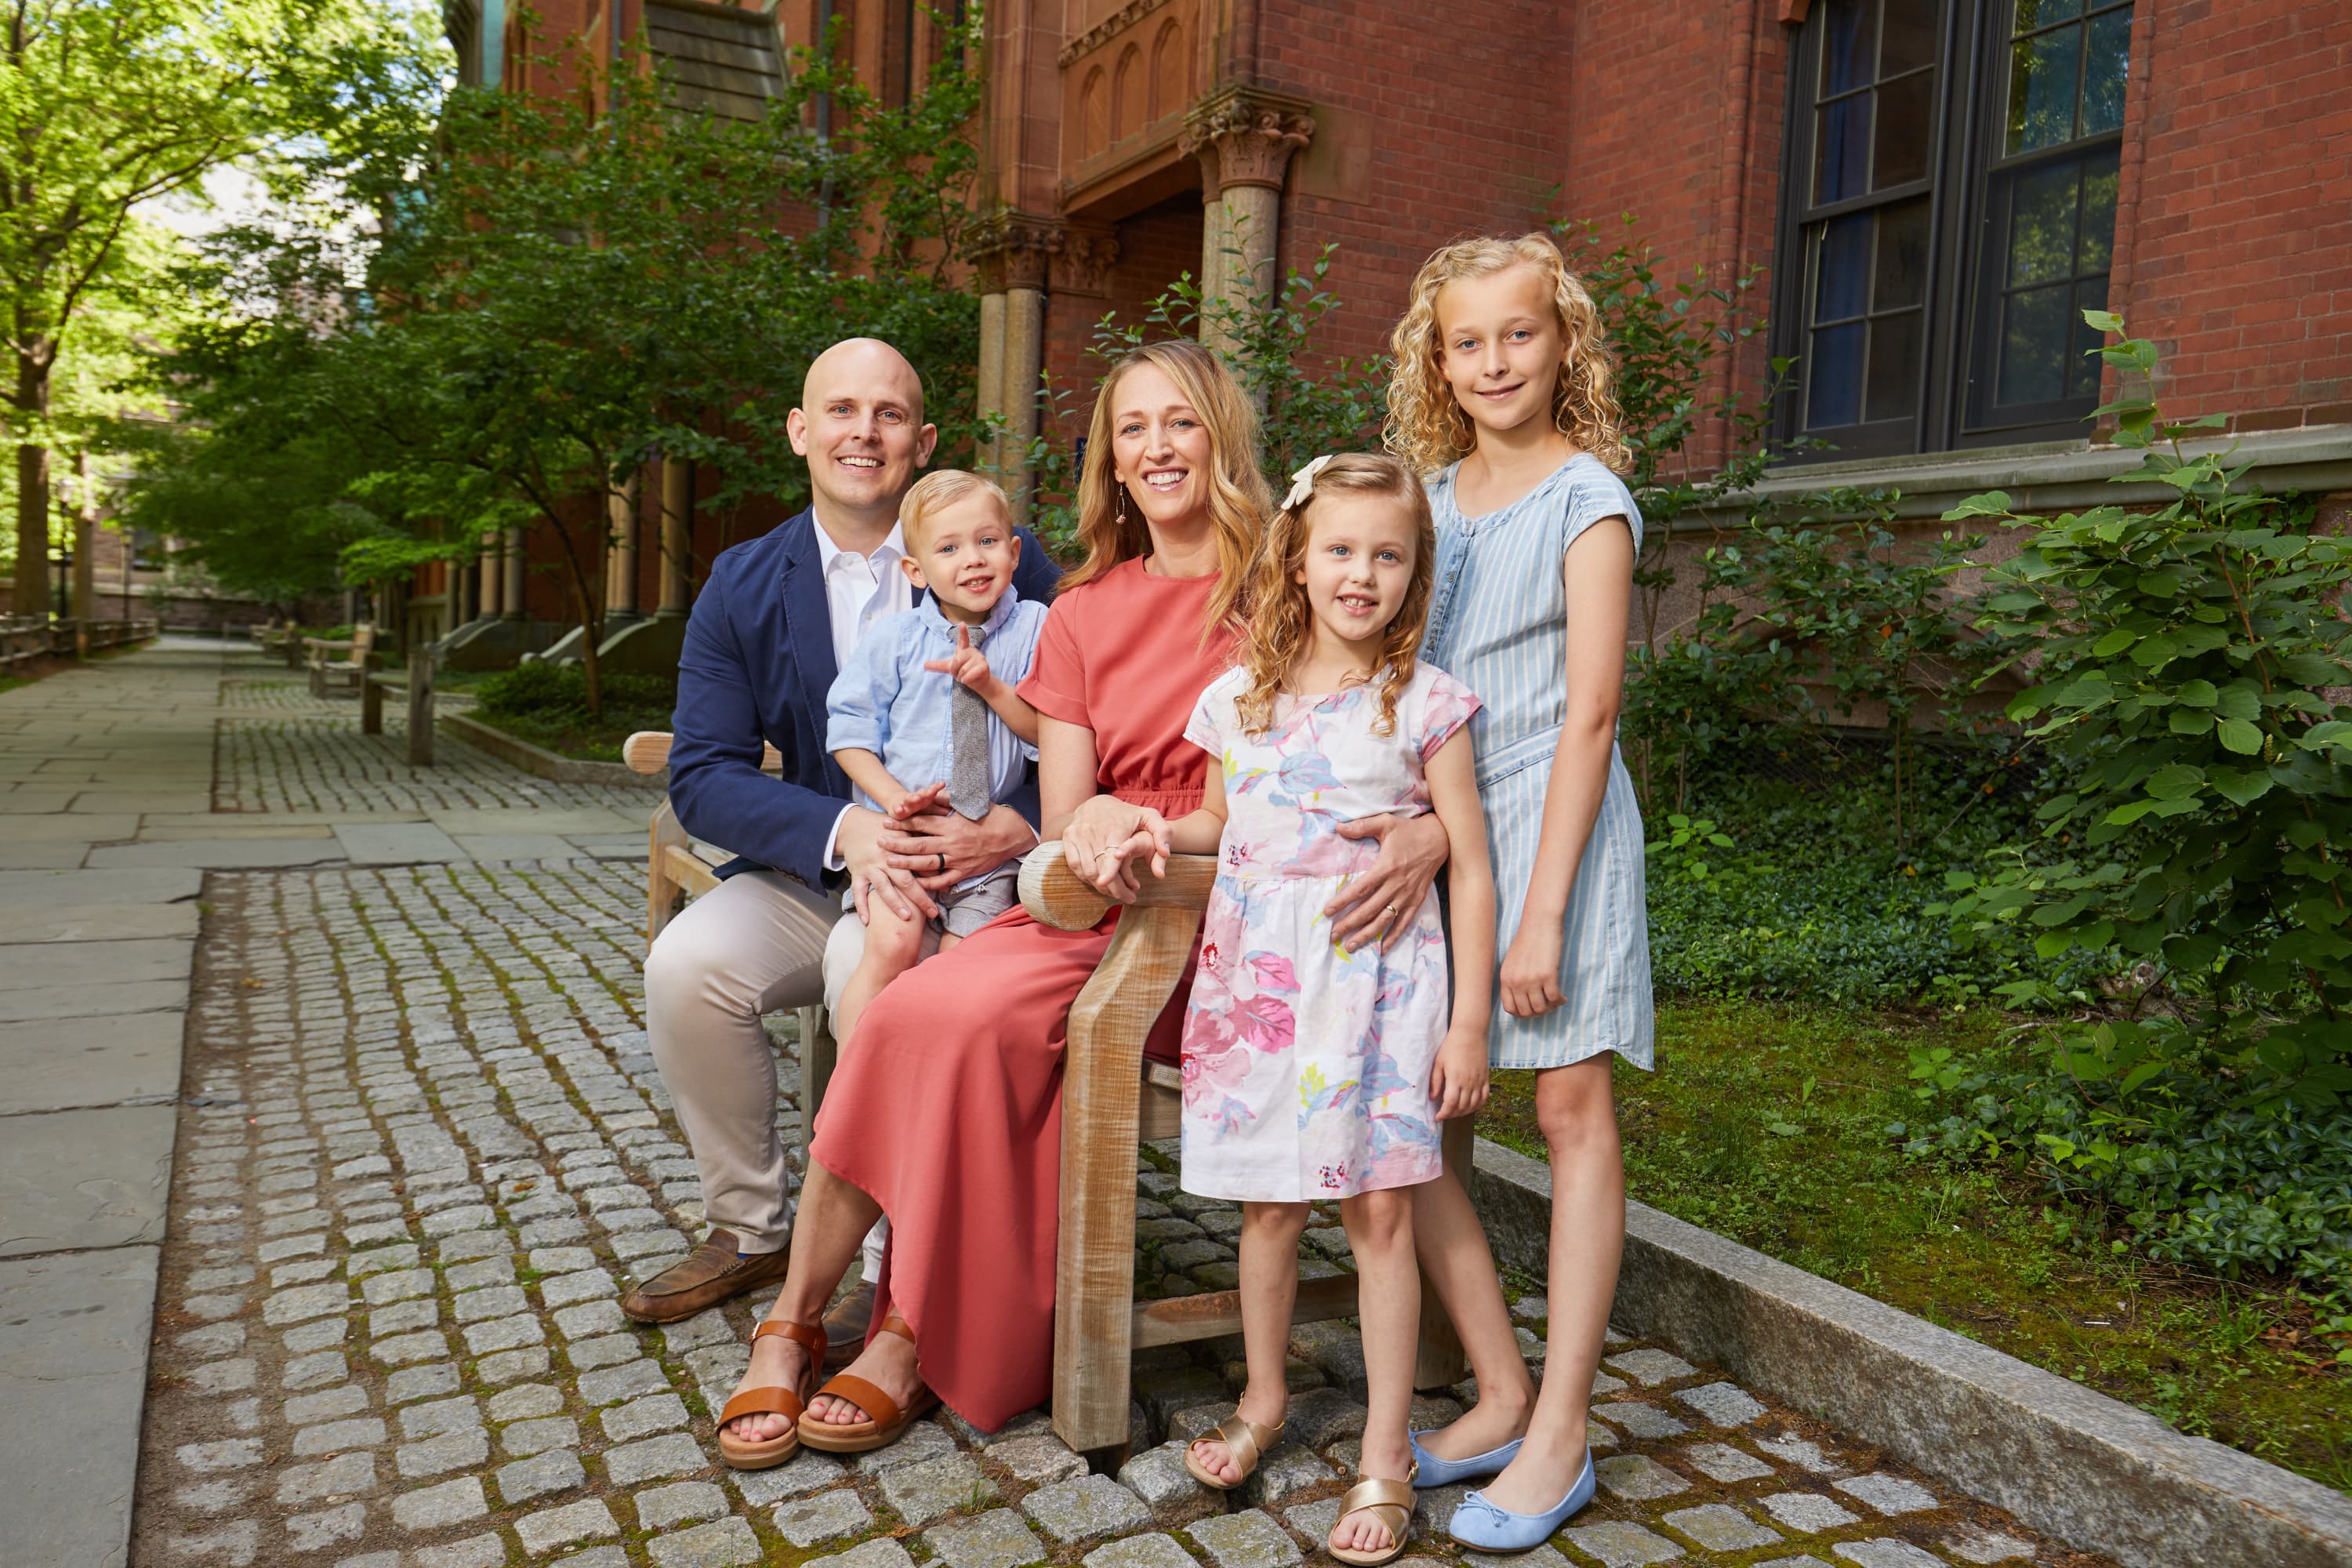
xmin=1178 ymin=663 xmax=1481 ymax=1202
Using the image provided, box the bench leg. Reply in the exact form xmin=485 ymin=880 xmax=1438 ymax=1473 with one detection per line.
xmin=648 ymin=802 xmax=689 ymax=952
xmin=799 ymin=1004 xmax=837 ymax=1135
xmin=1414 ymin=1115 xmax=1475 ymax=1389
xmin=361 ymin=677 xmax=383 ymax=735
xmin=1052 ymin=904 xmax=1195 ymax=1458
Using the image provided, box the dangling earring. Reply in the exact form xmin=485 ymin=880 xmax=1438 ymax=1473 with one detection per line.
xmin=1115 ymin=482 xmax=1127 ymax=524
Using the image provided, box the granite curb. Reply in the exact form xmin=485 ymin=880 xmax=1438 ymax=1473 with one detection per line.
xmin=1469 ymin=1136 xmax=2352 ymax=1568
xmin=440 ymin=713 xmax=664 ymax=789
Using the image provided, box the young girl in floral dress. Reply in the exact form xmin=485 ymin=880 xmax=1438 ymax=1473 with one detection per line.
xmin=1117 ymin=453 xmax=1496 ymax=1567
xmin=1384 ymin=233 xmax=1657 ymax=1552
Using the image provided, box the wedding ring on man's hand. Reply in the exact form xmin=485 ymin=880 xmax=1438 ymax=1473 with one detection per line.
xmin=935 ymin=852 xmax=947 ymax=874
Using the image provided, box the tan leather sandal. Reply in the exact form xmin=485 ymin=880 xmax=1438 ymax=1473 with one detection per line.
xmin=716 ymin=1318 xmax=826 ymax=1470
xmin=797 ymin=1312 xmax=942 ymax=1453
xmin=1327 ymin=1464 xmax=1420 ymax=1566
xmin=1182 ymin=1414 xmax=1286 ymax=1490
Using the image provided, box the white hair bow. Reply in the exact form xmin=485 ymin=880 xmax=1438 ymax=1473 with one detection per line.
xmin=1282 ymin=454 xmax=1334 ymax=513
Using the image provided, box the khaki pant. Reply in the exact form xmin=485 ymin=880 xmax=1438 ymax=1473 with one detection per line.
xmin=644 ymin=869 xmax=932 ymax=1258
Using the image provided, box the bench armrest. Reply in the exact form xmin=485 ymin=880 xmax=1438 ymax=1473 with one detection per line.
xmin=1018 ymin=841 xmax=1217 ymax=931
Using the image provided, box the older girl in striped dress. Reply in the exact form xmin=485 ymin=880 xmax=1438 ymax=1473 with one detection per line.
xmin=1381 ymin=232 xmax=1655 ymax=1552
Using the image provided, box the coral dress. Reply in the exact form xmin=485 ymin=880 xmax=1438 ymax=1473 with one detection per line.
xmin=809 ymin=557 xmax=1233 ymax=1431
xmin=1178 ymin=665 xmax=1480 ymax=1201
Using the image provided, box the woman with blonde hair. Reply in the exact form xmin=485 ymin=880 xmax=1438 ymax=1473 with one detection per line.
xmin=1381 ymin=231 xmax=1655 ymax=1550
xmin=712 ymin=338 xmax=1452 ymax=1462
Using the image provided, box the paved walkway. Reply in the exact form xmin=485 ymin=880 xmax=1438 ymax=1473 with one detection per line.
xmin=0 ymin=639 xmax=2111 ymax=1568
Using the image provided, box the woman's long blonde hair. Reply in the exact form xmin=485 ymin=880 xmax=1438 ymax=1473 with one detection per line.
xmin=1060 ymin=339 xmax=1271 ymax=641
xmin=1232 ymin=453 xmax=1436 ymax=740
xmin=1384 ymin=232 xmax=1631 ymax=477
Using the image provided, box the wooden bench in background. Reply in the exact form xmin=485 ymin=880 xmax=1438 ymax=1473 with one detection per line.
xmin=622 ymin=730 xmax=844 ymax=1115
xmin=307 ymin=622 xmax=377 ymax=697
xmin=1022 ymin=843 xmax=1472 ymax=1458
xmin=361 ymin=648 xmax=436 ymax=766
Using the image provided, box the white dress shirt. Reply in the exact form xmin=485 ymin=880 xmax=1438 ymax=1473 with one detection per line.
xmin=816 ymin=518 xmax=915 ymax=872
xmin=815 ymin=518 xmax=913 ymax=674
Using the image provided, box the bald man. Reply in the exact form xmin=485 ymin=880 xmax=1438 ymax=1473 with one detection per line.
xmin=629 ymin=340 xmax=1059 ymax=1352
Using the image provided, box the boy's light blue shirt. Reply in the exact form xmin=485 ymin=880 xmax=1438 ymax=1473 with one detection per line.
xmin=825 ymin=586 xmax=1048 ymax=886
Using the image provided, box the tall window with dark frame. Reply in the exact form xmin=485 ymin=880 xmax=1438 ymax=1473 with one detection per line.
xmin=1774 ymin=0 xmax=2134 ymax=460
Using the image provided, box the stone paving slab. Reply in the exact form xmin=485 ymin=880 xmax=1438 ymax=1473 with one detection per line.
xmin=0 ymin=900 xmax=201 ymax=943
xmin=0 ymin=1103 xmax=177 ymax=1256
xmin=0 ymin=1011 xmax=187 ymax=1114
xmin=0 ymin=868 xmax=202 ymax=905
xmin=0 ymin=1247 xmax=162 ymax=1568
xmin=336 ymin=822 xmax=470 ymax=865
xmin=0 ymin=935 xmax=194 ymax=989
xmin=85 ymin=839 xmax=352 ymax=869
xmin=0 ymin=976 xmax=188 ymax=1022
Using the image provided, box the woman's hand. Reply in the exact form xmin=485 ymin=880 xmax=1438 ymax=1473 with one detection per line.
xmin=1062 ymin=796 xmax=1170 ymax=901
xmin=1428 ymin=1025 xmax=1491 ymax=1120
xmin=1499 ymin=924 xmax=1566 ymax=1019
xmin=1323 ymin=811 xmax=1450 ymax=951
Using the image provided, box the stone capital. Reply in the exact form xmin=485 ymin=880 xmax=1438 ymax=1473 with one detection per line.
xmin=1049 ymin=225 xmax=1120 ymax=298
xmin=1179 ymin=85 xmax=1316 ymax=196
xmin=967 ymin=209 xmax=1062 ymax=294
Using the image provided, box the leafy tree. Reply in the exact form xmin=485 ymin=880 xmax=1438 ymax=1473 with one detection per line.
xmin=140 ymin=7 xmax=985 ymax=713
xmin=0 ymin=0 xmax=416 ymax=612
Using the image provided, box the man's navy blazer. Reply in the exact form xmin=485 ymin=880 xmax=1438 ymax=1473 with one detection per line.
xmin=666 ymin=507 xmax=1062 ymax=887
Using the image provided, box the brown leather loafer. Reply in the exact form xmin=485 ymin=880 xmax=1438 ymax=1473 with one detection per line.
xmin=822 ymin=1279 xmax=877 ymax=1368
xmin=620 ymin=1228 xmax=793 ymax=1323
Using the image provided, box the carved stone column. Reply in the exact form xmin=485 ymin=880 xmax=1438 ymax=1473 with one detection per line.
xmin=1181 ymin=86 xmax=1315 ymax=352
xmin=658 ymin=456 xmax=691 ymax=617
xmin=968 ymin=210 xmax=1065 ymax=514
xmin=503 ymin=528 xmax=524 ymax=619
xmin=604 ymin=476 xmax=641 ymax=624
xmin=477 ymin=536 xmax=500 ymax=622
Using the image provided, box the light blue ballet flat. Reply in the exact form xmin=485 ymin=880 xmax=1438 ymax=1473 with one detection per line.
xmin=1407 ymin=1428 xmax=1523 ymax=1487
xmin=1446 ymin=1447 xmax=1595 ymax=1553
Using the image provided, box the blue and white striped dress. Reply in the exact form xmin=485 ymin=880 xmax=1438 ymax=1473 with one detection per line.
xmin=1423 ymin=454 xmax=1654 ymax=1072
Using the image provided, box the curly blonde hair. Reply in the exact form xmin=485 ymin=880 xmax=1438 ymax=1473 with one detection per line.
xmin=1232 ymin=453 xmax=1435 ymax=741
xmin=1384 ymin=231 xmax=1631 ymax=477
xmin=1059 ymin=339 xmax=1271 ymax=642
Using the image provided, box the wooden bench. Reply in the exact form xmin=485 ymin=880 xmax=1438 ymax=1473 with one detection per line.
xmin=362 ymin=648 xmax=436 ymax=766
xmin=307 ymin=622 xmax=377 ymax=697
xmin=1021 ymin=842 xmax=1472 ymax=1458
xmin=247 ymin=617 xmax=281 ymax=648
xmin=622 ymin=730 xmax=846 ymax=1116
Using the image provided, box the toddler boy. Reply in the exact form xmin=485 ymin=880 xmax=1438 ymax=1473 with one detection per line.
xmin=826 ymin=469 xmax=1046 ymax=1044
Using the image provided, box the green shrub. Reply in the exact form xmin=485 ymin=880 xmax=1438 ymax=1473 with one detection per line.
xmin=474 ymin=662 xmax=675 ymax=733
xmin=1938 ymin=313 xmax=2352 ymax=1112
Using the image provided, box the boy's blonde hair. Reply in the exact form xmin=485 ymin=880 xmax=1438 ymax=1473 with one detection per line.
xmin=1061 ymin=339 xmax=1271 ymax=641
xmin=1233 ymin=452 xmax=1435 ymax=741
xmin=899 ymin=468 xmax=1011 ymax=551
xmin=1384 ymin=232 xmax=1632 ymax=477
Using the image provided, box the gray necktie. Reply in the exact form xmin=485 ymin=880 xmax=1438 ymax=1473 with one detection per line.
xmin=949 ymin=624 xmax=990 ymax=822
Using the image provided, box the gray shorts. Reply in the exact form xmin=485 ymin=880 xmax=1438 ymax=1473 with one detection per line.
xmin=935 ymin=861 xmax=1022 ymax=938
xmin=843 ymin=860 xmax=1022 ymax=940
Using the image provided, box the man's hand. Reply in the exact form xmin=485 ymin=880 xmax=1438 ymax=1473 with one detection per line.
xmin=1323 ymin=811 xmax=1450 ymax=951
xmin=880 ymin=801 xmax=1036 ymax=891
xmin=838 ymin=804 xmax=937 ymax=925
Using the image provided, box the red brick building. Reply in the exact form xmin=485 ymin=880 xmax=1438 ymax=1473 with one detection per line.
xmin=441 ymin=0 xmax=2351 ymax=658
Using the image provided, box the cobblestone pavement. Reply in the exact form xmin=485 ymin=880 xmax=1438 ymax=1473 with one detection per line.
xmin=213 ymin=676 xmax=648 ymax=817
xmin=137 ymin=858 xmax=2117 ymax=1568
